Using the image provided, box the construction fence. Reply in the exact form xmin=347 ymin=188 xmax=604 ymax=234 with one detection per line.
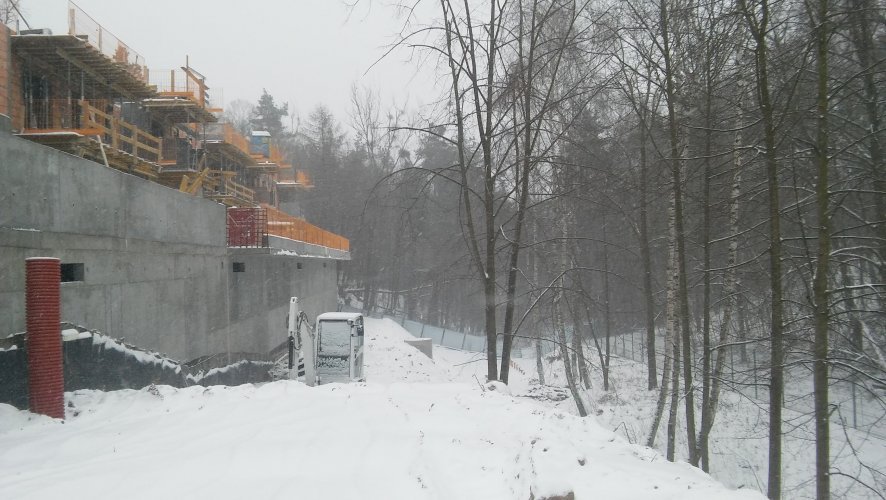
xmin=263 ymin=205 xmax=349 ymax=252
xmin=357 ymin=309 xmax=538 ymax=359
xmin=365 ymin=307 xmax=882 ymax=435
xmin=226 ymin=206 xmax=349 ymax=252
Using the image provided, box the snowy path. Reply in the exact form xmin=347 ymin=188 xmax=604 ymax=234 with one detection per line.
xmin=0 ymin=318 xmax=762 ymax=499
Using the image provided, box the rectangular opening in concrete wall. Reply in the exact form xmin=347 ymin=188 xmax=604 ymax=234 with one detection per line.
xmin=297 ymin=262 xmax=302 ymax=270
xmin=233 ymin=262 xmax=246 ymax=273
xmin=61 ymin=263 xmax=85 ymax=282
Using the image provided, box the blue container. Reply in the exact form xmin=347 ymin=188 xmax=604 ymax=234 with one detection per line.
xmin=250 ymin=131 xmax=271 ymax=157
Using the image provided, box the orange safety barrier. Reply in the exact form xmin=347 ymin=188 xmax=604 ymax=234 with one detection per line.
xmin=197 ymin=122 xmax=253 ymax=160
xmin=222 ymin=124 xmax=252 ymax=159
xmin=269 ymin=144 xmax=286 ymax=164
xmin=295 ymin=170 xmax=313 ymax=187
xmin=262 ymin=205 xmax=349 ymax=252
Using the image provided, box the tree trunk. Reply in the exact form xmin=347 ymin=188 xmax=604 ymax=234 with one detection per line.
xmin=571 ymin=310 xmax=582 ymax=384
xmin=602 ymin=219 xmax=613 ymax=392
xmin=557 ymin=298 xmax=587 ymax=417
xmin=739 ymin=0 xmax=786 ymax=495
xmin=468 ymin=0 xmax=501 ymax=382
xmin=533 ymin=222 xmax=546 ymax=386
xmin=663 ymin=191 xmax=681 ymax=461
xmin=438 ymin=0 xmax=498 ymax=381
xmin=646 ymin=320 xmax=672 ymax=448
xmin=536 ymin=337 xmax=546 ymax=386
xmin=812 ymin=1 xmax=831 ymax=497
xmin=571 ymin=302 xmax=592 ymax=390
xmin=667 ymin=327 xmax=681 ymax=462
xmin=699 ymin=94 xmax=745 ymax=472
xmin=557 ymin=217 xmax=586 ymax=417
xmin=839 ymin=260 xmax=863 ymax=352
xmin=658 ymin=0 xmax=697 ymax=465
xmin=500 ymin=2 xmax=538 ymax=384
xmin=699 ymin=50 xmax=715 ymax=471
xmin=638 ymin=108 xmax=658 ymax=391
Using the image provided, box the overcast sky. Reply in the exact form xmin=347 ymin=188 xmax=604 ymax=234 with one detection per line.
xmin=23 ymin=0 xmax=441 ymax=129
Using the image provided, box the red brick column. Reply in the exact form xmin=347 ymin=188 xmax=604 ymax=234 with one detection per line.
xmin=26 ymin=257 xmax=64 ymax=419
xmin=0 ymin=23 xmax=9 ymax=118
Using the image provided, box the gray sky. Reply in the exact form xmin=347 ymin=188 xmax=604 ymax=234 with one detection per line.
xmin=24 ymin=0 xmax=440 ymax=128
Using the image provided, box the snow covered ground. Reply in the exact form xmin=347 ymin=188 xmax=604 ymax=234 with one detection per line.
xmin=0 ymin=318 xmax=765 ymax=499
xmin=507 ymin=344 xmax=886 ymax=500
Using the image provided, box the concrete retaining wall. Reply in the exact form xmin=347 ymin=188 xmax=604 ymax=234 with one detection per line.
xmin=0 ymin=132 xmax=341 ymax=361
xmin=227 ymin=250 xmax=338 ymax=355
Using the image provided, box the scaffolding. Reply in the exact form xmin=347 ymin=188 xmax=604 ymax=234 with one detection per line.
xmin=8 ymin=2 xmax=348 ymax=254
xmin=18 ymin=98 xmax=161 ymax=179
xmin=67 ymin=1 xmax=148 ymax=83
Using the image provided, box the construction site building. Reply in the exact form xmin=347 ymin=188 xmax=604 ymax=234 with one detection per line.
xmin=0 ymin=3 xmax=348 ymax=366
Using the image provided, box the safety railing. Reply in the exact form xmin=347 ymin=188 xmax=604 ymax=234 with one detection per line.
xmin=68 ymin=1 xmax=148 ymax=82
xmin=203 ymin=123 xmax=252 ymax=159
xmin=265 ymin=143 xmax=285 ymax=164
xmin=295 ymin=170 xmax=313 ymax=187
xmin=23 ymin=99 xmax=160 ymax=162
xmin=80 ymin=100 xmax=161 ymax=161
xmin=149 ymin=68 xmax=211 ymax=108
xmin=225 ymin=206 xmax=349 ymax=251
xmin=263 ymin=205 xmax=350 ymax=252
xmin=208 ymin=171 xmax=254 ymax=202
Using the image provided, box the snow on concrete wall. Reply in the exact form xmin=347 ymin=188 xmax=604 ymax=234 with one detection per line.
xmin=0 ymin=326 xmax=276 ymax=410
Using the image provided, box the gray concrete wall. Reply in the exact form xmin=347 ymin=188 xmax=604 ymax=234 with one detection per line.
xmin=0 ymin=132 xmax=340 ymax=361
xmin=227 ymin=252 xmax=338 ymax=355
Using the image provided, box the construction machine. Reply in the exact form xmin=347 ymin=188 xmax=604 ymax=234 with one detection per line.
xmin=284 ymin=297 xmax=364 ymax=385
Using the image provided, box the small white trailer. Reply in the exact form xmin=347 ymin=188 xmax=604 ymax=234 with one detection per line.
xmin=286 ymin=298 xmax=364 ymax=386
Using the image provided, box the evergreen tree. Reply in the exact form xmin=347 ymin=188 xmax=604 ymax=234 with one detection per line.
xmin=250 ymin=89 xmax=288 ymax=137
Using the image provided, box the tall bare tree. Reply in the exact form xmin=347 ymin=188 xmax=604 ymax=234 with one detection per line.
xmin=738 ymin=0 xmax=788 ymax=496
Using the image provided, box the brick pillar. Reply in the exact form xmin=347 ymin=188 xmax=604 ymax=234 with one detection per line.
xmin=26 ymin=257 xmax=64 ymax=419
xmin=0 ymin=23 xmax=10 ymax=118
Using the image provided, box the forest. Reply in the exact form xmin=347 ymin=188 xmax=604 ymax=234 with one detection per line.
xmin=230 ymin=1 xmax=883 ymax=499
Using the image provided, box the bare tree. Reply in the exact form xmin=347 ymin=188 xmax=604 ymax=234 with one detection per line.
xmin=223 ymin=99 xmax=255 ymax=136
xmin=738 ymin=0 xmax=788 ymax=496
xmin=810 ymin=0 xmax=832 ymax=497
xmin=0 ymin=0 xmax=23 ymax=26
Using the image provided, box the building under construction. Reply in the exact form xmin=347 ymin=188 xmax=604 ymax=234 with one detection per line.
xmin=0 ymin=3 xmax=349 ymax=365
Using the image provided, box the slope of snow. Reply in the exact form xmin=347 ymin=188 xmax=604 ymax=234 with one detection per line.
xmin=510 ymin=341 xmax=886 ymax=499
xmin=0 ymin=318 xmax=762 ymax=500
